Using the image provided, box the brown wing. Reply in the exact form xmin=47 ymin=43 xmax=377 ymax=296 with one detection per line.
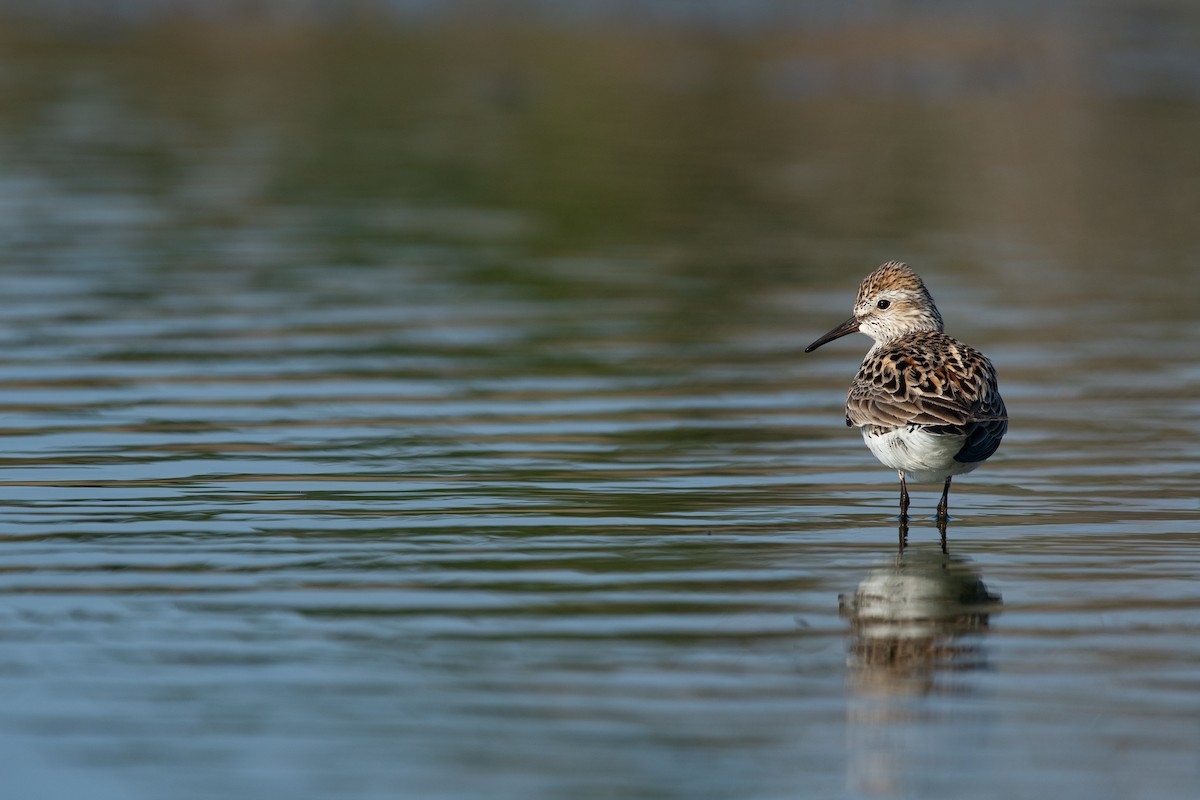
xmin=844 ymin=333 xmax=1007 ymax=446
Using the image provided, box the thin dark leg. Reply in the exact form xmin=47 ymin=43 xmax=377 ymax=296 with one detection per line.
xmin=898 ymin=514 xmax=909 ymax=553
xmin=898 ymin=471 xmax=910 ymax=521
xmin=936 ymin=477 xmax=952 ymax=554
xmin=936 ymin=477 xmax=952 ymax=520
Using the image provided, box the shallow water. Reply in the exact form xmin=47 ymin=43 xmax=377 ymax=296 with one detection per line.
xmin=1 ymin=6 xmax=1199 ymax=799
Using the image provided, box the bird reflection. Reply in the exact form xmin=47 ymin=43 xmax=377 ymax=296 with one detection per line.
xmin=840 ymin=537 xmax=1000 ymax=695
xmin=840 ymin=535 xmax=1001 ymax=797
xmin=898 ymin=513 xmax=951 ymax=554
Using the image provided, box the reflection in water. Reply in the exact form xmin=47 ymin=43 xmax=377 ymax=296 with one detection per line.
xmin=840 ymin=542 xmax=1001 ymax=796
xmin=841 ymin=543 xmax=1000 ymax=693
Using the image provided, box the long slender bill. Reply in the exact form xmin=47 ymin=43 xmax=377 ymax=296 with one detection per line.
xmin=804 ymin=316 xmax=860 ymax=352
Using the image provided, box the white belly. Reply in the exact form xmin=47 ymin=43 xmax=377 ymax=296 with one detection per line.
xmin=860 ymin=426 xmax=980 ymax=484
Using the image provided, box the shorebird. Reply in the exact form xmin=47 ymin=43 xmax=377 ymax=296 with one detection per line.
xmin=805 ymin=261 xmax=1007 ymax=522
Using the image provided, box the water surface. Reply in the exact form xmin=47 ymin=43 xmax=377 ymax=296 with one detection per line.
xmin=0 ymin=5 xmax=1198 ymax=799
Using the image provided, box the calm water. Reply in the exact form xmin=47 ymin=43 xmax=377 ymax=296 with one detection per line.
xmin=1 ymin=5 xmax=1199 ymax=799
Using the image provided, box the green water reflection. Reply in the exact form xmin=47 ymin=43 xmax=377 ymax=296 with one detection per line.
xmin=3 ymin=5 xmax=1199 ymax=303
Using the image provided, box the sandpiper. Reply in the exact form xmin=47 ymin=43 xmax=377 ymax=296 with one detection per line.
xmin=805 ymin=261 xmax=1007 ymax=521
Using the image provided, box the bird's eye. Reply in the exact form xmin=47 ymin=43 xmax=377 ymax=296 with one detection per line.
xmin=876 ymin=299 xmax=891 ymax=310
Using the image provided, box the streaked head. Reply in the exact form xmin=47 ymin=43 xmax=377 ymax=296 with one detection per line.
xmin=805 ymin=261 xmax=944 ymax=352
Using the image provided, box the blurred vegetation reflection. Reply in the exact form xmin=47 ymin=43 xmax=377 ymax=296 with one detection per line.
xmin=2 ymin=1 xmax=1199 ymax=314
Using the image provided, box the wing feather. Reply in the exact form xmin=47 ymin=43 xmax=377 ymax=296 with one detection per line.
xmin=844 ymin=332 xmax=1008 ymax=464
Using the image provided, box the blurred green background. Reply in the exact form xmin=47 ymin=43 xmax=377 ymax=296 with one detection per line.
xmin=3 ymin=0 xmax=1198 ymax=305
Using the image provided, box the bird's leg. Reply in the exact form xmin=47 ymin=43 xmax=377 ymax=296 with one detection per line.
xmin=937 ymin=477 xmax=952 ymax=554
xmin=898 ymin=514 xmax=909 ymax=553
xmin=936 ymin=477 xmax=952 ymax=521
xmin=898 ymin=471 xmax=910 ymax=522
